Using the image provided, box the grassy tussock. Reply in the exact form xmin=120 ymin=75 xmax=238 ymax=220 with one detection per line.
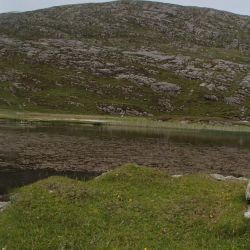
xmin=0 ymin=165 xmax=249 ymax=249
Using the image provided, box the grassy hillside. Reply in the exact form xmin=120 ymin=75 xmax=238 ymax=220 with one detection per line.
xmin=0 ymin=165 xmax=249 ymax=249
xmin=0 ymin=1 xmax=249 ymax=119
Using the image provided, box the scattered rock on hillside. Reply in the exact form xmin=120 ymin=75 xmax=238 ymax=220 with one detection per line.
xmin=225 ymin=97 xmax=241 ymax=105
xmin=204 ymin=95 xmax=219 ymax=101
xmin=241 ymin=74 xmax=250 ymax=88
xmin=152 ymin=82 xmax=180 ymax=93
xmin=0 ymin=1 xmax=250 ymax=117
xmin=116 ymin=74 xmax=180 ymax=93
xmin=97 ymin=104 xmax=151 ymax=116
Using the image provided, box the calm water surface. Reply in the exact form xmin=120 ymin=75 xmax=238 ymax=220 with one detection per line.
xmin=1 ymin=121 xmax=250 ymax=197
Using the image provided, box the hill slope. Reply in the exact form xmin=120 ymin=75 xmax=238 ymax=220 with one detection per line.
xmin=0 ymin=1 xmax=250 ymax=119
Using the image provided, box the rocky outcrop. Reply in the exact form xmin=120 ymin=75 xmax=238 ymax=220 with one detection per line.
xmin=116 ymin=74 xmax=180 ymax=93
xmin=97 ymin=104 xmax=151 ymax=116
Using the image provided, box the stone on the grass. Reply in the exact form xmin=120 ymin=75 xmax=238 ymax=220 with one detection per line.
xmin=172 ymin=175 xmax=183 ymax=178
xmin=0 ymin=202 xmax=9 ymax=212
xmin=211 ymin=174 xmax=248 ymax=182
xmin=210 ymin=174 xmax=225 ymax=181
xmin=246 ymin=181 xmax=250 ymax=202
xmin=244 ymin=209 xmax=250 ymax=219
xmin=238 ymin=177 xmax=248 ymax=182
xmin=224 ymin=176 xmax=238 ymax=181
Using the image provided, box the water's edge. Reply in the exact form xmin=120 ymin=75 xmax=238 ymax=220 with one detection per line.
xmin=0 ymin=169 xmax=102 ymax=201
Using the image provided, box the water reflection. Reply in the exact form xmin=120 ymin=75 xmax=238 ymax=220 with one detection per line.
xmin=0 ymin=121 xmax=250 ymax=196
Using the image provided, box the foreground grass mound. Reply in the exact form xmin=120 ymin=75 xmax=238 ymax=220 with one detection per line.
xmin=0 ymin=165 xmax=249 ymax=249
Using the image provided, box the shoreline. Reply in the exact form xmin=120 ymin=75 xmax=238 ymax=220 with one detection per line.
xmin=1 ymin=109 xmax=250 ymax=134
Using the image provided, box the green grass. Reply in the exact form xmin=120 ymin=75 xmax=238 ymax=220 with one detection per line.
xmin=0 ymin=165 xmax=249 ymax=249
xmin=1 ymin=47 xmax=250 ymax=119
xmin=0 ymin=58 xmax=163 ymax=116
